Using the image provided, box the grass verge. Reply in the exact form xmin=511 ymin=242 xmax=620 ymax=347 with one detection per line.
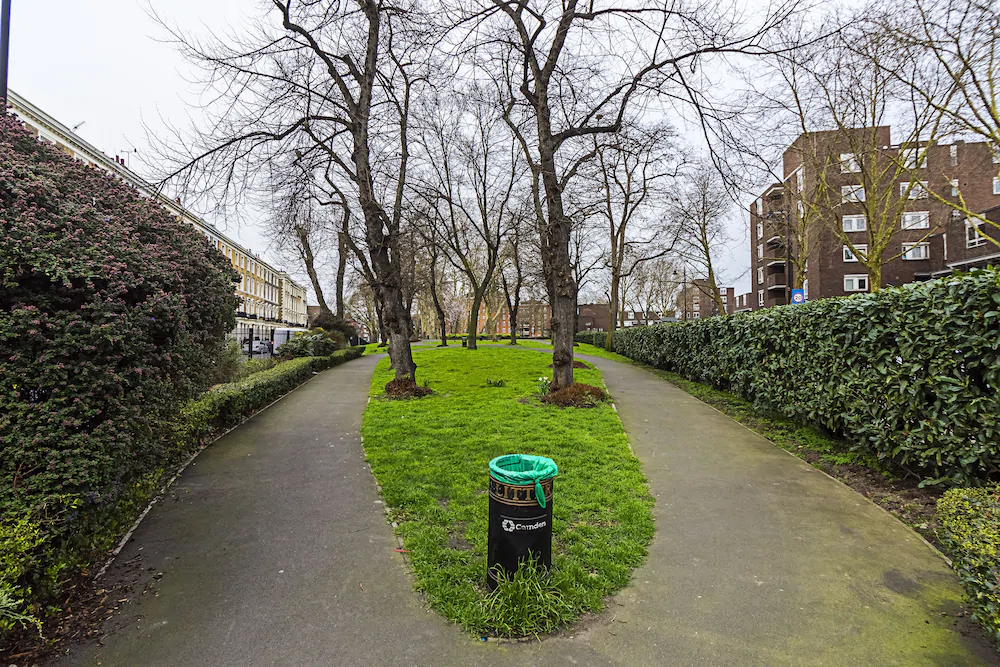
xmin=361 ymin=346 xmax=653 ymax=637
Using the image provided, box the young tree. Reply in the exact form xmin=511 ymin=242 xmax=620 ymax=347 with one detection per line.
xmin=450 ymin=0 xmax=805 ymax=389
xmin=668 ymin=167 xmax=732 ymax=315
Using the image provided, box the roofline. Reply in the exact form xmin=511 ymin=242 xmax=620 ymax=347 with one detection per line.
xmin=7 ymin=90 xmax=305 ymax=292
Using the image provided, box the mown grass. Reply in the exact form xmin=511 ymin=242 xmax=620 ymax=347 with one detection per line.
xmin=361 ymin=346 xmax=654 ymax=637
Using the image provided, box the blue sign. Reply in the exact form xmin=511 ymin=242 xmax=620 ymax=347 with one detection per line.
xmin=791 ymin=289 xmax=805 ymax=305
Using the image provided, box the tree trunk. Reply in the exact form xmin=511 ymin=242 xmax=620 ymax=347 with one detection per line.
xmin=335 ymin=219 xmax=348 ymax=318
xmin=605 ymin=270 xmax=620 ymax=351
xmin=467 ymin=290 xmax=484 ymax=351
xmin=429 ymin=254 xmax=448 ymax=346
xmin=295 ymin=226 xmax=331 ymax=318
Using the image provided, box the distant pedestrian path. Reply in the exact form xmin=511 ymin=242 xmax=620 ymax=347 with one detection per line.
xmin=53 ymin=352 xmax=998 ymax=667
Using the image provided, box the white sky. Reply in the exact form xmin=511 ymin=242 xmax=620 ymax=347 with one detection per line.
xmin=10 ymin=0 xmax=756 ymax=302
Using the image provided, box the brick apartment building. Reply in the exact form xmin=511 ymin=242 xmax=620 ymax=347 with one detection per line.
xmin=576 ymin=303 xmax=661 ymax=331
xmin=743 ymin=127 xmax=1000 ymax=310
xmin=676 ymin=279 xmax=736 ymax=320
xmin=475 ymin=299 xmax=551 ymax=338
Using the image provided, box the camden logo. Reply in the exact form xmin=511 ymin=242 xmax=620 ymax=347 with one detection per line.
xmin=501 ymin=518 xmax=547 ymax=533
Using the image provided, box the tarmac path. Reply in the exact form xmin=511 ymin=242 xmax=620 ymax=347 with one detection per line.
xmin=52 ymin=351 xmax=998 ymax=667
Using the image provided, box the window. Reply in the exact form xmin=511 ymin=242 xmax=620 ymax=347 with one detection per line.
xmin=993 ymin=177 xmax=1000 ymax=195
xmin=842 ymin=214 xmax=867 ymax=232
xmin=721 ymin=294 xmax=728 ymax=303
xmin=693 ymin=312 xmax=701 ymax=319
xmin=902 ymin=242 xmax=930 ymax=260
xmin=797 ymin=201 xmax=804 ymax=218
xmin=967 ymin=219 xmax=988 ymax=248
xmin=693 ymin=301 xmax=700 ymax=311
xmin=757 ymin=267 xmax=764 ymax=285
xmin=993 ymin=145 xmax=1000 ymax=164
xmin=951 ymin=179 xmax=959 ymax=197
xmin=899 ymin=147 xmax=922 ymax=170
xmin=950 ymin=144 xmax=958 ymax=166
xmin=756 ymin=222 xmax=763 ymax=239
xmin=842 ymin=185 xmax=865 ymax=202
xmin=901 ymin=181 xmax=929 ymax=199
xmin=757 ymin=290 xmax=765 ymax=307
xmin=626 ymin=311 xmax=634 ymax=320
xmin=803 ymin=279 xmax=809 ymax=300
xmin=843 ymin=244 xmax=867 ymax=262
xmin=901 ymin=211 xmax=930 ymax=230
xmin=844 ymin=274 xmax=869 ymax=292
xmin=840 ymin=153 xmax=860 ymax=173
xmin=757 ymin=243 xmax=764 ymax=259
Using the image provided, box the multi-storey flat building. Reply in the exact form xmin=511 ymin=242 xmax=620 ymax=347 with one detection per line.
xmin=748 ymin=127 xmax=1000 ymax=310
xmin=475 ymin=299 xmax=551 ymax=338
xmin=676 ymin=280 xmax=735 ymax=320
xmin=576 ymin=303 xmax=662 ymax=332
xmin=9 ymin=91 xmax=309 ymax=343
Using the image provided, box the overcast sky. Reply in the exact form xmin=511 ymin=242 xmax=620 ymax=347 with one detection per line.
xmin=10 ymin=0 xmax=754 ymax=301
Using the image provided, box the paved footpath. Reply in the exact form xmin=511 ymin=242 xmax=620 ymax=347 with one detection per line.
xmin=53 ymin=353 xmax=998 ymax=667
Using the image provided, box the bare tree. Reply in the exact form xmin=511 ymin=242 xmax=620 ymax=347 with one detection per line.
xmin=449 ymin=0 xmax=806 ymax=389
xmin=591 ymin=121 xmax=682 ymax=349
xmin=150 ymin=1 xmax=431 ymax=383
xmin=414 ymin=89 xmax=521 ymax=350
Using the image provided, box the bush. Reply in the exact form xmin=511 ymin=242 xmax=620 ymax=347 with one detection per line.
xmin=584 ymin=269 xmax=1000 ymax=487
xmin=0 ymin=114 xmax=238 ymax=624
xmin=235 ymin=357 xmax=279 ymax=381
xmin=574 ymin=331 xmax=606 ymax=347
xmin=210 ymin=341 xmax=246 ymax=385
xmin=178 ymin=347 xmax=364 ymax=445
xmin=279 ymin=331 xmax=339 ymax=358
xmin=937 ymin=486 xmax=1000 ymax=648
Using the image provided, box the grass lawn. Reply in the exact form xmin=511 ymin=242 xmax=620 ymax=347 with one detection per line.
xmin=361 ymin=346 xmax=653 ymax=637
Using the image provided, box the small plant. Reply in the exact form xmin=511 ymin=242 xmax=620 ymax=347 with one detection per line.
xmin=485 ymin=378 xmax=507 ymax=388
xmin=536 ymin=376 xmax=551 ymax=396
xmin=484 ymin=555 xmax=576 ymax=637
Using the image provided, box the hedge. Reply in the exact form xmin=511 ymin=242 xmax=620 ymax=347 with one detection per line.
xmin=581 ymin=269 xmax=1000 ymax=487
xmin=1 ymin=347 xmax=363 ymax=636
xmin=937 ymin=486 xmax=1000 ymax=648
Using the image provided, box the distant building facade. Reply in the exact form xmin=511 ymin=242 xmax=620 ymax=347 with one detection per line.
xmin=474 ymin=299 xmax=551 ymax=338
xmin=576 ymin=303 xmax=661 ymax=331
xmin=8 ymin=91 xmax=309 ymax=343
xmin=676 ymin=280 xmax=735 ymax=320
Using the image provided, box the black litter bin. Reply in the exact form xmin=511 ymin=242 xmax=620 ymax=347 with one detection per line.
xmin=487 ymin=454 xmax=558 ymax=590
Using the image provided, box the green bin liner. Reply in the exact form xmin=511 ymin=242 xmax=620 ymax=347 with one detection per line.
xmin=489 ymin=454 xmax=558 ymax=508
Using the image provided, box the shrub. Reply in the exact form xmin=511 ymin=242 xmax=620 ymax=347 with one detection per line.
xmin=210 ymin=341 xmax=246 ymax=385
xmin=311 ymin=310 xmax=357 ymax=342
xmin=235 ymin=357 xmax=279 ymax=381
xmin=279 ymin=331 xmax=338 ymax=358
xmin=0 ymin=114 xmax=238 ymax=622
xmin=541 ymin=383 xmax=606 ymax=408
xmin=937 ymin=486 xmax=1000 ymax=648
xmin=574 ymin=331 xmax=606 ymax=347
xmin=584 ymin=269 xmax=1000 ymax=487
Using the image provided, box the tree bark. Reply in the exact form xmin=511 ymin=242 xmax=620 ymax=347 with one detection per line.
xmin=466 ymin=290 xmax=484 ymax=350
xmin=295 ymin=226 xmax=331 ymax=318
xmin=429 ymin=253 xmax=448 ymax=346
xmin=335 ymin=218 xmax=348 ymax=318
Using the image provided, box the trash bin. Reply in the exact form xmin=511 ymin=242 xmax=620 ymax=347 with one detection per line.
xmin=487 ymin=454 xmax=558 ymax=591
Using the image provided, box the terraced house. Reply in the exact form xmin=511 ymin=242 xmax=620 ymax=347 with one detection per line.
xmin=8 ymin=91 xmax=309 ymax=343
xmin=743 ymin=126 xmax=1000 ymax=310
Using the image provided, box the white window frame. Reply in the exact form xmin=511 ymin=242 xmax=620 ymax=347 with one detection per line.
xmin=901 ymin=181 xmax=929 ymax=199
xmin=899 ymin=147 xmax=922 ymax=170
xmin=901 ymin=211 xmax=930 ymax=230
xmin=757 ymin=243 xmax=764 ymax=259
xmin=757 ymin=267 xmax=764 ymax=285
xmin=840 ymin=153 xmax=860 ymax=173
xmin=967 ymin=219 xmax=988 ymax=248
xmin=842 ymin=214 xmax=867 ymax=232
xmin=951 ymin=179 xmax=959 ymax=197
xmin=843 ymin=244 xmax=867 ymax=263
xmin=757 ymin=290 xmax=765 ymax=307
xmin=844 ymin=274 xmax=870 ymax=293
xmin=902 ymin=242 xmax=930 ymax=261
xmin=756 ymin=222 xmax=763 ymax=240
xmin=993 ymin=177 xmax=1000 ymax=195
xmin=802 ymin=279 xmax=809 ymax=300
xmin=842 ymin=185 xmax=865 ymax=202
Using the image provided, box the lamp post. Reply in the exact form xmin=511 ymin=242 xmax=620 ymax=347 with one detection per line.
xmin=0 ymin=0 xmax=11 ymax=106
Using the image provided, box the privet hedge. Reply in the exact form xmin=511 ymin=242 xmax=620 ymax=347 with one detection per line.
xmin=937 ymin=486 xmax=1000 ymax=648
xmin=582 ymin=269 xmax=1000 ymax=486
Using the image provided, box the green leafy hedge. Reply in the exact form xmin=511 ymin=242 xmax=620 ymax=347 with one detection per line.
xmin=574 ymin=331 xmax=606 ymax=347
xmin=582 ymin=270 xmax=1000 ymax=486
xmin=937 ymin=486 xmax=1000 ymax=647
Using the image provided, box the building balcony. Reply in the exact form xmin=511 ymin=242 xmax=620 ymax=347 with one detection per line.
xmin=766 ymin=273 xmax=788 ymax=291
xmin=765 ymin=234 xmax=784 ymax=248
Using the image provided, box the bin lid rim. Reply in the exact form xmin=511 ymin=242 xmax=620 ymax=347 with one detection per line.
xmin=488 ymin=454 xmax=558 ymax=485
